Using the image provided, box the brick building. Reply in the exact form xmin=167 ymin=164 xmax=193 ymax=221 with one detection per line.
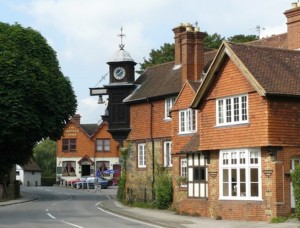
xmin=172 ymin=3 xmax=300 ymax=221
xmin=120 ymin=2 xmax=300 ymax=221
xmin=56 ymin=114 xmax=120 ymax=182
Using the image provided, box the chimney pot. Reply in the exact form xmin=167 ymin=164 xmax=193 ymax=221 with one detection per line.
xmin=292 ymin=2 xmax=298 ymax=8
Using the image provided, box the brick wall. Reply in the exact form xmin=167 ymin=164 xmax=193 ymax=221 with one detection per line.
xmin=128 ymin=100 xmax=172 ymax=141
xmin=285 ymin=5 xmax=300 ymax=50
xmin=199 ymin=58 xmax=269 ymax=150
xmin=268 ymin=98 xmax=300 ymax=145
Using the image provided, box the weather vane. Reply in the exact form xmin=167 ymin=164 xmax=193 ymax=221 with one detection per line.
xmin=118 ymin=27 xmax=126 ymax=50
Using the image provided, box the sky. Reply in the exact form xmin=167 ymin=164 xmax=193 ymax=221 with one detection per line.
xmin=0 ymin=0 xmax=292 ymax=123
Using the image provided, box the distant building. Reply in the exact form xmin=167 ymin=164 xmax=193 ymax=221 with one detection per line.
xmin=16 ymin=158 xmax=41 ymax=186
xmin=56 ymin=114 xmax=121 ymax=183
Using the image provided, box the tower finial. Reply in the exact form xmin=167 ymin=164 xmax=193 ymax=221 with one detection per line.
xmin=118 ymin=27 xmax=126 ymax=50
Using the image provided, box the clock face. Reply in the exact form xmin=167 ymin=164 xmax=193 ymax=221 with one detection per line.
xmin=113 ymin=67 xmax=126 ymax=80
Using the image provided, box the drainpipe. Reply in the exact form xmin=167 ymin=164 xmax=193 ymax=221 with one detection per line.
xmin=147 ymin=98 xmax=155 ymax=201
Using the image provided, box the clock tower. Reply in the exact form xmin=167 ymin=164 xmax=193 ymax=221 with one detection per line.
xmin=90 ymin=28 xmax=136 ymax=145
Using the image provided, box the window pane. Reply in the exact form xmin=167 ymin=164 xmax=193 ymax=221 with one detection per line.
xmin=181 ymin=158 xmax=187 ymax=177
xmin=104 ymin=140 xmax=110 ymax=151
xmin=239 ymin=151 xmax=246 ymax=164
xmin=240 ymin=183 xmax=246 ymax=197
xmin=97 ymin=140 xmax=103 ymax=151
xmin=180 ymin=112 xmax=185 ymax=132
xmin=231 ymin=152 xmax=237 ymax=164
xmin=223 ymin=169 xmax=228 ymax=182
xmin=250 ymin=168 xmax=258 ymax=182
xmin=242 ymin=96 xmax=248 ymax=121
xmin=223 ymin=183 xmax=229 ymax=196
xmin=232 ymin=169 xmax=237 ymax=196
xmin=251 ymin=183 xmax=259 ymax=197
xmin=226 ymin=99 xmax=231 ymax=122
xmin=218 ymin=100 xmax=224 ymax=124
xmin=234 ymin=97 xmax=239 ymax=122
xmin=240 ymin=168 xmax=246 ymax=182
xmin=194 ymin=167 xmax=206 ymax=181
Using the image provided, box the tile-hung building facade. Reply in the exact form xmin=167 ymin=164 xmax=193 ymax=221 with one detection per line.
xmin=56 ymin=114 xmax=120 ymax=182
xmin=173 ymin=3 xmax=300 ymax=221
xmin=121 ymin=2 xmax=300 ymax=222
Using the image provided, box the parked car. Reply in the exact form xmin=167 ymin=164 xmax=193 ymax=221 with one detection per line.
xmin=72 ymin=176 xmax=109 ymax=189
xmin=86 ymin=176 xmax=109 ymax=189
xmin=71 ymin=176 xmax=90 ymax=189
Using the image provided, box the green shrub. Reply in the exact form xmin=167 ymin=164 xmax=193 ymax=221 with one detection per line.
xmin=41 ymin=177 xmax=56 ymax=186
xmin=117 ymin=147 xmax=128 ymax=203
xmin=270 ymin=217 xmax=288 ymax=223
xmin=153 ymin=170 xmax=173 ymax=209
xmin=291 ymin=164 xmax=300 ymax=220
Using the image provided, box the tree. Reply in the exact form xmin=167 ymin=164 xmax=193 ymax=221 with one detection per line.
xmin=228 ymin=34 xmax=258 ymax=43
xmin=204 ymin=32 xmax=224 ymax=49
xmin=138 ymin=32 xmax=258 ymax=72
xmin=292 ymin=165 xmax=300 ymax=219
xmin=138 ymin=43 xmax=175 ymax=73
xmin=0 ymin=22 xmax=77 ymax=185
xmin=33 ymin=139 xmax=56 ymax=177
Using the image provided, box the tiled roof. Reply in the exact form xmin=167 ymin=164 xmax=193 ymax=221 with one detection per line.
xmin=22 ymin=158 xmax=41 ymax=171
xmin=248 ymin=33 xmax=288 ymax=49
xmin=179 ymin=133 xmax=200 ymax=153
xmin=125 ymin=62 xmax=182 ymax=103
xmin=188 ymin=80 xmax=201 ymax=92
xmin=80 ymin=124 xmax=98 ymax=136
xmin=125 ymin=52 xmax=216 ymax=103
xmin=228 ymin=42 xmax=300 ymax=96
xmin=125 ymin=32 xmax=291 ymax=104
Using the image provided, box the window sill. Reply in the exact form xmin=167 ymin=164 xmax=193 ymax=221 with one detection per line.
xmin=215 ymin=122 xmax=249 ymax=128
xmin=178 ymin=132 xmax=196 ymax=136
xmin=219 ymin=197 xmax=262 ymax=201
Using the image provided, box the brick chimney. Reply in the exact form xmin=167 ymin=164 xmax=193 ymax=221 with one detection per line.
xmin=72 ymin=114 xmax=81 ymax=125
xmin=173 ymin=23 xmax=206 ymax=84
xmin=284 ymin=2 xmax=300 ymax=50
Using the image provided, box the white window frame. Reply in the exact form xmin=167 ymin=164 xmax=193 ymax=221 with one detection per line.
xmin=164 ymin=141 xmax=172 ymax=167
xmin=180 ymin=158 xmax=187 ymax=187
xmin=96 ymin=139 xmax=110 ymax=152
xmin=179 ymin=109 xmax=197 ymax=134
xmin=138 ymin=143 xmax=146 ymax=168
xmin=219 ymin=148 xmax=262 ymax=200
xmin=216 ymin=94 xmax=248 ymax=126
xmin=165 ymin=97 xmax=176 ymax=119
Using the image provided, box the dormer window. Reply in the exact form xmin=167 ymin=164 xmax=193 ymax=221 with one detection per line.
xmin=165 ymin=97 xmax=176 ymax=119
xmin=179 ymin=109 xmax=197 ymax=134
xmin=216 ymin=95 xmax=248 ymax=126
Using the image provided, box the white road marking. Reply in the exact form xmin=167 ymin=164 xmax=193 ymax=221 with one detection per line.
xmin=61 ymin=220 xmax=84 ymax=228
xmin=47 ymin=213 xmax=56 ymax=219
xmin=95 ymin=202 xmax=163 ymax=228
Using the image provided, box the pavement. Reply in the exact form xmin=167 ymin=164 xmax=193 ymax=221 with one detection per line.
xmin=1 ymin=186 xmax=300 ymax=228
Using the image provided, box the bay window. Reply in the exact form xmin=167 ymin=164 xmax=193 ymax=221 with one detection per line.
xmin=219 ymin=148 xmax=261 ymax=200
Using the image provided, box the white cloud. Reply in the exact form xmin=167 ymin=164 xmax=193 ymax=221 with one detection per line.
xmin=78 ymin=96 xmax=105 ymax=124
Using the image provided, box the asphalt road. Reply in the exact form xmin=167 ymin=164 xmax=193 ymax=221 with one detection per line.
xmin=0 ymin=186 xmax=158 ymax=228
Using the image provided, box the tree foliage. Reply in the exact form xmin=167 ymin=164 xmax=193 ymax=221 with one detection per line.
xmin=138 ymin=43 xmax=175 ymax=73
xmin=138 ymin=32 xmax=258 ymax=72
xmin=204 ymin=32 xmax=224 ymax=49
xmin=33 ymin=139 xmax=56 ymax=177
xmin=0 ymin=22 xmax=77 ymax=180
xmin=228 ymin=34 xmax=258 ymax=43
xmin=291 ymin=165 xmax=300 ymax=219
